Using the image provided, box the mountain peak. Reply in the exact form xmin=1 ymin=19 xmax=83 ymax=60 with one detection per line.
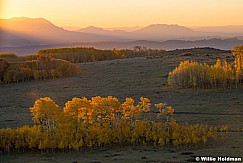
xmin=142 ymin=24 xmax=192 ymax=31
xmin=0 ymin=17 xmax=52 ymax=28
xmin=82 ymin=26 xmax=104 ymax=31
xmin=9 ymin=17 xmax=48 ymax=22
xmin=131 ymin=24 xmax=194 ymax=40
xmin=148 ymin=24 xmax=179 ymax=27
xmin=78 ymin=26 xmax=111 ymax=34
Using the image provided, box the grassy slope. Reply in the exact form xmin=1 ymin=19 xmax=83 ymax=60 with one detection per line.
xmin=0 ymin=50 xmax=242 ymax=162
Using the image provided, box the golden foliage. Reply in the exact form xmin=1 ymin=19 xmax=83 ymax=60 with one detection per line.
xmin=0 ymin=96 xmax=220 ymax=152
xmin=168 ymin=59 xmax=235 ymax=89
xmin=1 ymin=59 xmax=80 ymax=84
xmin=168 ymin=45 xmax=243 ymax=89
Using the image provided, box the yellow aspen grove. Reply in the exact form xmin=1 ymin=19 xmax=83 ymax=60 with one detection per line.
xmin=1 ymin=58 xmax=80 ymax=84
xmin=0 ymin=96 xmax=222 ymax=152
xmin=168 ymin=45 xmax=243 ymax=89
xmin=168 ymin=60 xmax=235 ymax=89
xmin=233 ymin=45 xmax=243 ymax=84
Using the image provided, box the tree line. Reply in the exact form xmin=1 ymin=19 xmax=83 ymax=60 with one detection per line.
xmin=1 ymin=47 xmax=165 ymax=63
xmin=37 ymin=47 xmax=125 ymax=63
xmin=118 ymin=46 xmax=165 ymax=58
xmin=168 ymin=45 xmax=243 ymax=89
xmin=37 ymin=47 xmax=166 ymax=62
xmin=0 ymin=57 xmax=80 ymax=84
xmin=0 ymin=96 xmax=219 ymax=153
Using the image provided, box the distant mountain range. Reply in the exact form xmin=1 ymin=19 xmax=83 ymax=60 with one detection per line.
xmin=1 ymin=38 xmax=243 ymax=56
xmin=76 ymin=23 xmax=243 ymax=41
xmin=0 ymin=17 xmax=120 ymax=47
xmin=194 ymin=25 xmax=243 ymax=34
xmin=1 ymin=17 xmax=243 ymax=54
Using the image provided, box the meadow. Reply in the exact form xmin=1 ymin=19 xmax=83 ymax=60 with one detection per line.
xmin=0 ymin=49 xmax=242 ymax=162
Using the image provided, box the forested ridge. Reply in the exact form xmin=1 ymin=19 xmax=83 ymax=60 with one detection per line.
xmin=0 ymin=47 xmax=164 ymax=63
xmin=37 ymin=47 xmax=166 ymax=62
xmin=0 ymin=47 xmax=125 ymax=63
xmin=38 ymin=47 xmax=125 ymax=63
xmin=0 ymin=96 xmax=224 ymax=153
xmin=0 ymin=47 xmax=229 ymax=64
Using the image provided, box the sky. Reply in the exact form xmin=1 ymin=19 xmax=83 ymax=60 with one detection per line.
xmin=1 ymin=0 xmax=243 ymax=28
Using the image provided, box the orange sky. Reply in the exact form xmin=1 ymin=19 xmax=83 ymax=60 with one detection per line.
xmin=1 ymin=0 xmax=243 ymax=27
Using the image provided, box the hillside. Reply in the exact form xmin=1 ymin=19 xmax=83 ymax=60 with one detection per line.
xmin=0 ymin=50 xmax=242 ymax=162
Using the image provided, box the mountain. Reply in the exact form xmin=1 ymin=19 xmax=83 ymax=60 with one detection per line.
xmin=104 ymin=26 xmax=143 ymax=32
xmin=191 ymin=25 xmax=243 ymax=39
xmin=77 ymin=26 xmax=128 ymax=38
xmin=194 ymin=25 xmax=243 ymax=34
xmin=1 ymin=17 xmax=243 ymax=49
xmin=0 ymin=17 xmax=120 ymax=47
xmin=77 ymin=24 xmax=220 ymax=41
xmin=78 ymin=26 xmax=106 ymax=33
xmin=0 ymin=28 xmax=44 ymax=47
xmin=131 ymin=24 xmax=195 ymax=40
xmin=62 ymin=26 xmax=82 ymax=31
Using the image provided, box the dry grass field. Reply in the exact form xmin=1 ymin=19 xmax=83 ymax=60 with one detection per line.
xmin=0 ymin=51 xmax=242 ymax=162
